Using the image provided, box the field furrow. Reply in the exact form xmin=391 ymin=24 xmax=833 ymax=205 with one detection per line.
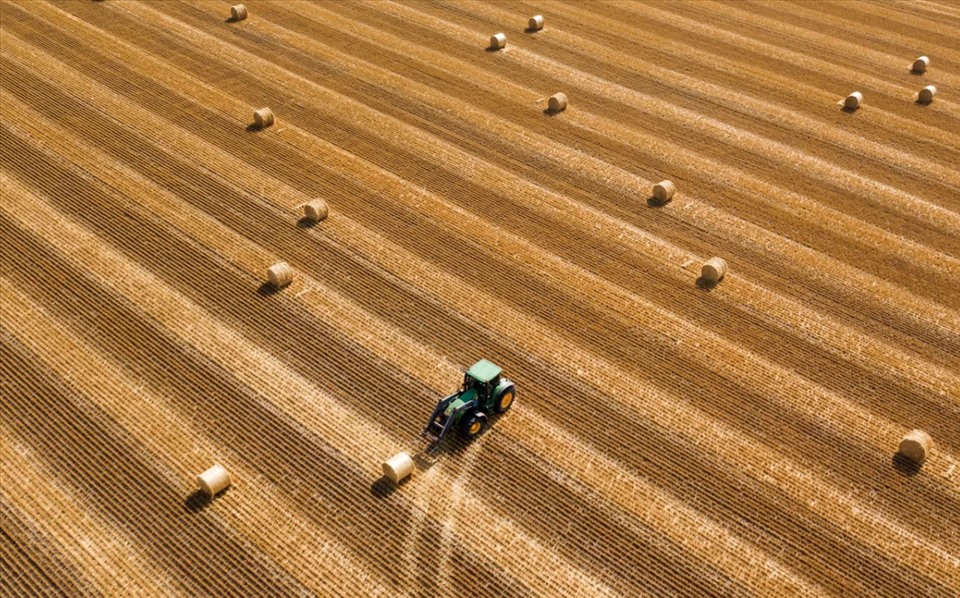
xmin=2 ymin=1 xmax=958 ymax=596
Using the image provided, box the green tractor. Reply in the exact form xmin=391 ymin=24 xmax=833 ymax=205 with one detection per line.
xmin=423 ymin=359 xmax=516 ymax=445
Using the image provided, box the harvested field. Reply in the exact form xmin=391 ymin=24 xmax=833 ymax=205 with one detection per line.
xmin=1 ymin=0 xmax=959 ymax=595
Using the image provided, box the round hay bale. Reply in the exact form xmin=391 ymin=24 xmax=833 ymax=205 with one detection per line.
xmin=383 ymin=452 xmax=415 ymax=484
xmin=653 ymin=180 xmax=676 ymax=203
xmin=912 ymin=55 xmax=929 ymax=73
xmin=253 ymin=107 xmax=274 ymax=129
xmin=548 ymin=92 xmax=568 ymax=113
xmin=701 ymin=257 xmax=728 ymax=283
xmin=230 ymin=4 xmax=247 ymax=21
xmin=919 ymin=85 xmax=937 ymax=103
xmin=266 ymin=262 xmax=293 ymax=288
xmin=490 ymin=32 xmax=507 ymax=50
xmin=528 ymin=15 xmax=544 ymax=31
xmin=303 ymin=199 xmax=329 ymax=223
xmin=898 ymin=429 xmax=932 ymax=463
xmin=844 ymin=91 xmax=863 ymax=110
xmin=197 ymin=464 xmax=231 ymax=496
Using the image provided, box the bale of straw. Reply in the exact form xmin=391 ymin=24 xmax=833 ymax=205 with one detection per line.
xmin=653 ymin=180 xmax=676 ymax=203
xmin=266 ymin=262 xmax=293 ymax=288
xmin=918 ymin=85 xmax=937 ymax=103
xmin=383 ymin=452 xmax=415 ymax=484
xmin=490 ymin=33 xmax=507 ymax=50
xmin=844 ymin=91 xmax=863 ymax=110
xmin=230 ymin=5 xmax=248 ymax=21
xmin=898 ymin=429 xmax=932 ymax=463
xmin=303 ymin=199 xmax=329 ymax=223
xmin=912 ymin=55 xmax=929 ymax=73
xmin=701 ymin=257 xmax=728 ymax=283
xmin=253 ymin=107 xmax=274 ymax=129
xmin=197 ymin=464 xmax=231 ymax=496
xmin=548 ymin=92 xmax=568 ymax=113
xmin=528 ymin=15 xmax=544 ymax=31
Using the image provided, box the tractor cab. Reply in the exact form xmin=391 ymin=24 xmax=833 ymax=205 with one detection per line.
xmin=463 ymin=358 xmax=502 ymax=403
xmin=423 ymin=359 xmax=517 ymax=447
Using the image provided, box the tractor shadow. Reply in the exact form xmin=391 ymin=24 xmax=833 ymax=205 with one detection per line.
xmin=891 ymin=453 xmax=923 ymax=477
xmin=695 ymin=276 xmax=719 ymax=291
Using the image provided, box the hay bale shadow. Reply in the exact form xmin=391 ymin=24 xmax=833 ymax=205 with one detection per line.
xmin=840 ymin=105 xmax=858 ymax=114
xmin=916 ymin=98 xmax=933 ymax=106
xmin=647 ymin=195 xmax=670 ymax=208
xmin=370 ymin=475 xmax=409 ymax=499
xmin=245 ymin=123 xmax=266 ymax=133
xmin=892 ymin=453 xmax=923 ymax=476
xmin=257 ymin=282 xmax=280 ymax=296
xmin=695 ymin=276 xmax=718 ymax=291
xmin=185 ymin=490 xmax=214 ymax=512
xmin=296 ymin=217 xmax=317 ymax=229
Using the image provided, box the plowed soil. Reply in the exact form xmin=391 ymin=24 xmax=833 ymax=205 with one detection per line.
xmin=2 ymin=1 xmax=958 ymax=596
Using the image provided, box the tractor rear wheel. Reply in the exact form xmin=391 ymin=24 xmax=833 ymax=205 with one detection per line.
xmin=494 ymin=385 xmax=516 ymax=414
xmin=460 ymin=412 xmax=488 ymax=438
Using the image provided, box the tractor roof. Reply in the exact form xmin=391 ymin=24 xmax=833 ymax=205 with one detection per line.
xmin=467 ymin=359 xmax=502 ymax=383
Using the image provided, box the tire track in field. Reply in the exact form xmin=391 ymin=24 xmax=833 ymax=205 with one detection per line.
xmin=3 ymin=5 xmax=956 ymax=488
xmin=11 ymin=99 xmax=956 ymax=596
xmin=7 ymin=113 xmax=948 ymax=598
xmin=0 ymin=180 xmax=622 ymax=598
xmin=6 ymin=48 xmax=958 ymax=522
xmin=7 ymin=3 xmax=960 ymax=596
xmin=9 ymin=19 xmax=960 ymax=450
xmin=11 ymin=131 xmax=956 ymax=596
xmin=0 ymin=159 xmax=808 ymax=591
xmin=0 ymin=217 xmax=528 ymax=597
xmin=0 ymin=126 xmax=744 ymax=596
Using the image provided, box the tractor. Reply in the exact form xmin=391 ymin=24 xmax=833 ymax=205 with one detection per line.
xmin=382 ymin=359 xmax=516 ymax=484
xmin=423 ymin=359 xmax=516 ymax=446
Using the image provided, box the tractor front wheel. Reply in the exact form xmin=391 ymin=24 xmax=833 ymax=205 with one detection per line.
xmin=494 ymin=385 xmax=516 ymax=414
xmin=460 ymin=412 xmax=488 ymax=438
